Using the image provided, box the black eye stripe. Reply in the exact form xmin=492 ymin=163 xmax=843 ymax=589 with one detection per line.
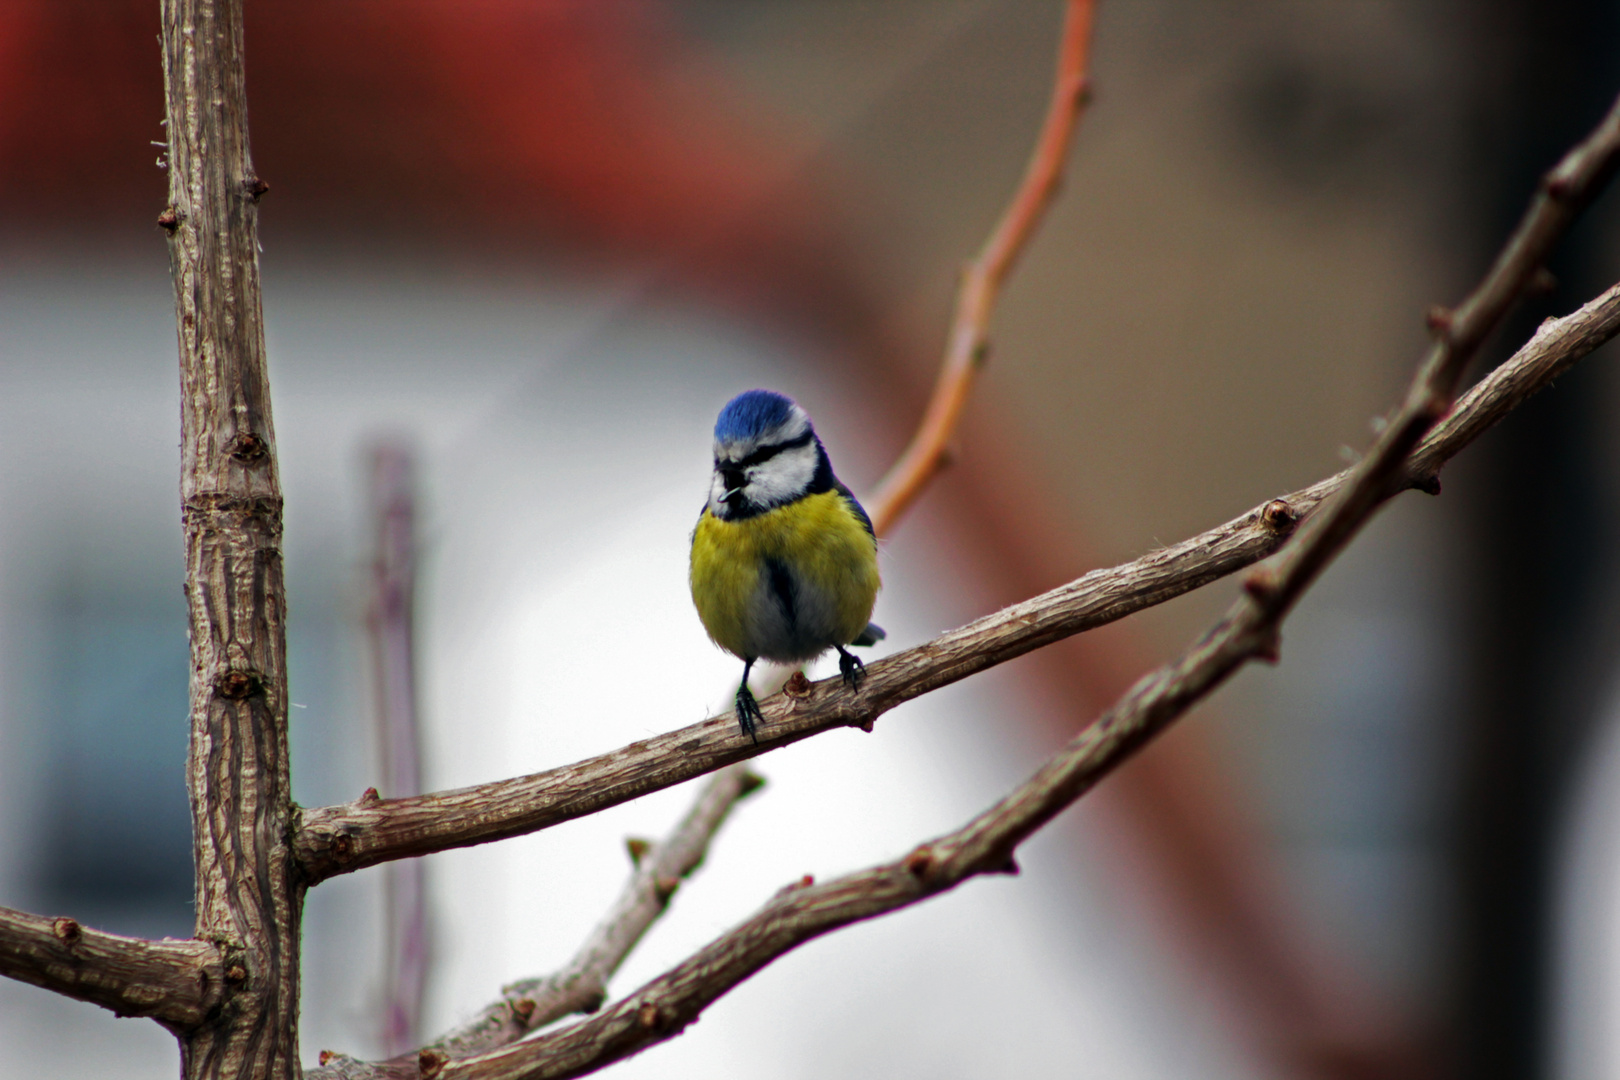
xmin=719 ymin=430 xmax=813 ymax=471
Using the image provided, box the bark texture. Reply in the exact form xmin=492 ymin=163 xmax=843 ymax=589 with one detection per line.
xmin=0 ymin=906 xmax=223 ymax=1029
xmin=161 ymin=1 xmax=301 ymax=1077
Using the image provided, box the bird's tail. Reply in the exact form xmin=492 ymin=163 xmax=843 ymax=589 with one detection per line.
xmin=851 ymin=622 xmax=886 ymax=647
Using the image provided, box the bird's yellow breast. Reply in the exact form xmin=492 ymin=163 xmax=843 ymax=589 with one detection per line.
xmin=690 ymin=490 xmax=880 ymax=661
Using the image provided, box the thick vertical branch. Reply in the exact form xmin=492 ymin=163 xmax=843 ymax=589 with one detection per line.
xmin=368 ymin=443 xmax=430 ymax=1055
xmin=161 ymin=1 xmax=300 ymax=1078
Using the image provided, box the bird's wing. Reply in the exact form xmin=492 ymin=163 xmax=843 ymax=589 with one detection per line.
xmin=834 ymin=480 xmax=876 ymax=540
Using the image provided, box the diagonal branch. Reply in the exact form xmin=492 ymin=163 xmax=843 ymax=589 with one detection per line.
xmin=0 ymin=905 xmax=224 ymax=1031
xmin=306 ymin=765 xmax=763 ymax=1080
xmin=420 ymin=214 xmax=1620 ymax=1080
xmin=295 ymin=263 xmax=1620 ymax=887
xmin=868 ymin=0 xmax=1096 ymax=535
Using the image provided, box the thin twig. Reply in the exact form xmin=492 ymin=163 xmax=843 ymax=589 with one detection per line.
xmin=368 ymin=443 xmax=431 ymax=1056
xmin=868 ymin=0 xmax=1096 ymax=536
xmin=0 ymin=906 xmax=224 ymax=1031
xmin=306 ymin=766 xmax=764 ymax=1080
xmin=296 ymin=248 xmax=1620 ymax=887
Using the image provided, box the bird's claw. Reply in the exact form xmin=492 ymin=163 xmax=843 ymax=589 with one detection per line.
xmin=836 ymin=647 xmax=865 ymax=692
xmin=735 ymin=684 xmax=765 ymax=744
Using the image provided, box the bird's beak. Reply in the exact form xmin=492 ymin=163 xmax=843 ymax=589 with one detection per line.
xmin=719 ymin=466 xmax=745 ymax=499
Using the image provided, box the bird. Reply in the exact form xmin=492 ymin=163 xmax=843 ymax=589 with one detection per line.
xmin=690 ymin=389 xmax=884 ymax=742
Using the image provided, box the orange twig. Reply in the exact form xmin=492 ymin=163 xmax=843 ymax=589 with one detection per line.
xmin=868 ymin=0 xmax=1096 ymax=536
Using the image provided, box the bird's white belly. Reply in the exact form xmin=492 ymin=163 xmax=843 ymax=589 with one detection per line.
xmin=739 ymin=557 xmax=851 ymax=663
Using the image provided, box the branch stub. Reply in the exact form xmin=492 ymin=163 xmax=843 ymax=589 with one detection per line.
xmin=782 ymin=671 xmax=812 ymax=699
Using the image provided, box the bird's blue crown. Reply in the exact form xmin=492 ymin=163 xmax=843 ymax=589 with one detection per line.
xmin=714 ymin=389 xmax=800 ymax=444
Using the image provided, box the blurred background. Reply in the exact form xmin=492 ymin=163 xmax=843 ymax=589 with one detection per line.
xmin=2 ymin=2 xmax=1620 ymax=1078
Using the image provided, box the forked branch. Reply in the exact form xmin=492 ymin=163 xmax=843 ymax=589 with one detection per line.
xmin=296 ymin=88 xmax=1620 ymax=890
xmin=414 ymin=140 xmax=1620 ymax=1080
xmin=308 ymin=766 xmax=763 ymax=1079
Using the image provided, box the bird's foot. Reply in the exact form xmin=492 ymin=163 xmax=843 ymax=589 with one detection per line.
xmin=735 ymin=682 xmax=765 ymax=744
xmin=836 ymin=647 xmax=865 ymax=692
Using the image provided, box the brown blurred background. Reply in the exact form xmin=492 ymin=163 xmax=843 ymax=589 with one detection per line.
xmin=2 ymin=3 xmax=1619 ymax=1079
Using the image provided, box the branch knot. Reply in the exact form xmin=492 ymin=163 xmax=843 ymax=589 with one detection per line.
xmin=227 ymin=431 xmax=269 ymax=463
xmin=1259 ymin=499 xmax=1297 ymax=535
xmin=418 ymin=1047 xmax=448 ymax=1079
xmin=215 ymin=670 xmax=263 ymax=700
xmin=902 ymin=846 xmax=936 ymax=880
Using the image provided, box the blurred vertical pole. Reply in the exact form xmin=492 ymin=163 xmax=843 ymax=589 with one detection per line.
xmin=368 ymin=443 xmax=430 ymax=1056
xmin=1456 ymin=3 xmax=1620 ymax=1078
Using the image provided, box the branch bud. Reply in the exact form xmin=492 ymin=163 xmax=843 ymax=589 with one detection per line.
xmin=419 ymin=1048 xmax=448 ymax=1079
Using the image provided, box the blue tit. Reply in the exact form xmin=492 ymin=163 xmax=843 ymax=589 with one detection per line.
xmin=690 ymin=389 xmax=885 ymax=742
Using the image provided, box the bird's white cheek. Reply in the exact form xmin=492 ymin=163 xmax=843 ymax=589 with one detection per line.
xmin=750 ymin=445 xmax=817 ymax=505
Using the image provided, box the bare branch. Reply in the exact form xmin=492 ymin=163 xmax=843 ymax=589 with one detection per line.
xmin=296 ymin=253 xmax=1620 ymax=886
xmin=868 ymin=0 xmax=1096 ymax=536
xmin=298 ymin=277 xmax=1620 ymax=1080
xmin=457 ymin=766 xmax=762 ymax=1047
xmin=162 ymin=0 xmax=301 ymax=1076
xmin=305 ymin=766 xmax=764 ymax=1080
xmin=402 ymin=107 xmax=1620 ymax=1075
xmin=1255 ymin=88 xmax=1620 ymax=620
xmin=0 ymin=906 xmax=224 ymax=1031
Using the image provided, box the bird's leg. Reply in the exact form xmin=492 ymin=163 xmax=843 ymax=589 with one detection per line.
xmin=835 ymin=646 xmax=865 ymax=691
xmin=735 ymin=657 xmax=764 ymax=743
